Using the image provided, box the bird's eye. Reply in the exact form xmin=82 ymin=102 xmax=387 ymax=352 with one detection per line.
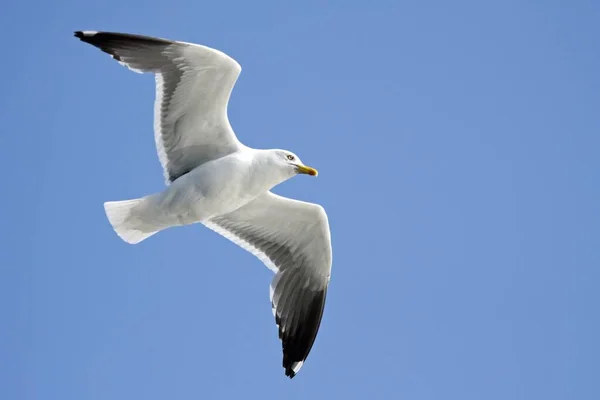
xmin=287 ymin=154 xmax=295 ymax=161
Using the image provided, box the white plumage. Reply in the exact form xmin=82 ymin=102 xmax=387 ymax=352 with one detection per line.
xmin=75 ymin=31 xmax=332 ymax=378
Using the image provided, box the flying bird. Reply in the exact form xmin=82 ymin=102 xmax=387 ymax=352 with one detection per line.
xmin=74 ymin=31 xmax=332 ymax=378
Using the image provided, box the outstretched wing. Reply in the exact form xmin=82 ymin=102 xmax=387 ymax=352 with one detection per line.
xmin=204 ymin=192 xmax=332 ymax=378
xmin=75 ymin=31 xmax=243 ymax=184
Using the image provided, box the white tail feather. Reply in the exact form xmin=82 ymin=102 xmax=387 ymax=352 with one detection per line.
xmin=104 ymin=199 xmax=160 ymax=244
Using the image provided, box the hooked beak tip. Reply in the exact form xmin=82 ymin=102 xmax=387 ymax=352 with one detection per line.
xmin=296 ymin=165 xmax=318 ymax=176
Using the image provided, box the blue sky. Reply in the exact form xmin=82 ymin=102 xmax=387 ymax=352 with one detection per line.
xmin=2 ymin=0 xmax=599 ymax=399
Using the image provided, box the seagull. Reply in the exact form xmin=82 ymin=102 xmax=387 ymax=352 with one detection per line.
xmin=74 ymin=31 xmax=332 ymax=378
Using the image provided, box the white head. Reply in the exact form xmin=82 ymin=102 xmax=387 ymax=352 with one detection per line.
xmin=260 ymin=149 xmax=318 ymax=184
xmin=274 ymin=150 xmax=318 ymax=176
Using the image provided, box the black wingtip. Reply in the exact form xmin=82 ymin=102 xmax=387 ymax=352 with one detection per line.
xmin=285 ymin=368 xmax=297 ymax=379
xmin=73 ymin=31 xmax=88 ymax=40
xmin=278 ymin=286 xmax=328 ymax=380
xmin=73 ymin=31 xmax=96 ymax=44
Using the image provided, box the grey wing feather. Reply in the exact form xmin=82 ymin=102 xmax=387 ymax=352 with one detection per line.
xmin=74 ymin=31 xmax=242 ymax=183
xmin=205 ymin=192 xmax=332 ymax=378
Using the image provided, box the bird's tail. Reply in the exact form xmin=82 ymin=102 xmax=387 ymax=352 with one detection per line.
xmin=104 ymin=198 xmax=162 ymax=244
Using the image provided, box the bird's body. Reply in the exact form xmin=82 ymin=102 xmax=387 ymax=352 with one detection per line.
xmin=75 ymin=30 xmax=331 ymax=378
xmin=110 ymin=149 xmax=297 ymax=241
xmin=152 ymin=149 xmax=262 ymax=223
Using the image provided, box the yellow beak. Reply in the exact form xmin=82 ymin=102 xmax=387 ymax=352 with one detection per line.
xmin=296 ymin=164 xmax=318 ymax=176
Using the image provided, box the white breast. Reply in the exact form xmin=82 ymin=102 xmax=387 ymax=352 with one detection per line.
xmin=154 ymin=150 xmax=281 ymax=223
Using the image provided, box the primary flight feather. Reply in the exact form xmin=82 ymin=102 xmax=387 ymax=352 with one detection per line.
xmin=74 ymin=31 xmax=332 ymax=378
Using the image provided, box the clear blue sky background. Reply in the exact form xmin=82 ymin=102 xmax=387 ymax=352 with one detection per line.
xmin=1 ymin=1 xmax=598 ymax=399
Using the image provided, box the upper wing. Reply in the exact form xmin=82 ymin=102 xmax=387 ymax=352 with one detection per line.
xmin=204 ymin=192 xmax=332 ymax=378
xmin=75 ymin=31 xmax=243 ymax=184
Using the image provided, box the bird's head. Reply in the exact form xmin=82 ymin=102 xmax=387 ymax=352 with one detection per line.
xmin=269 ymin=149 xmax=318 ymax=177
